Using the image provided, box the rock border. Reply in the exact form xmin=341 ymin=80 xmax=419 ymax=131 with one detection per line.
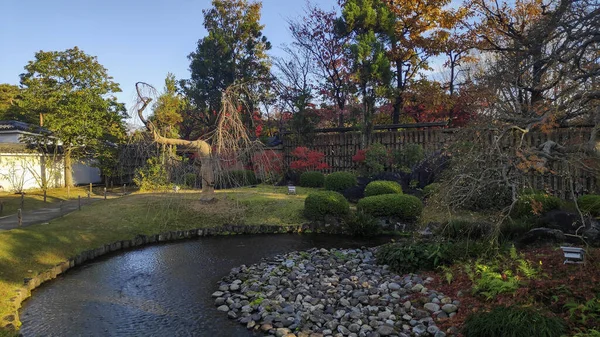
xmin=1 ymin=223 xmax=343 ymax=331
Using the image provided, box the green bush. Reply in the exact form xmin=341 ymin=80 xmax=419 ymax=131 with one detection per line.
xmin=364 ymin=180 xmax=403 ymax=197
xmin=393 ymin=144 xmax=424 ymax=172
xmin=324 ymin=172 xmax=357 ymax=192
xmin=513 ymin=192 xmax=561 ymax=218
xmin=343 ymin=212 xmax=381 ymax=237
xmin=357 ymin=194 xmax=423 ymax=220
xmin=133 ymin=157 xmax=170 ymax=191
xmin=184 ymin=173 xmax=198 ymax=188
xmin=376 ymin=241 xmax=490 ymax=274
xmin=299 ymin=171 xmax=325 ymax=188
xmin=463 ymin=306 xmax=566 ymax=337
xmin=304 ymin=191 xmax=350 ymax=220
xmin=578 ymin=194 xmax=600 ymax=216
xmin=422 ymin=182 xmax=441 ymax=198
xmin=441 ymin=219 xmax=492 ymax=240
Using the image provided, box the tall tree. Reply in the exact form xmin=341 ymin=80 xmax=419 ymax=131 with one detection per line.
xmin=0 ymin=84 xmax=27 ymax=122
xmin=339 ymin=0 xmax=393 ymax=146
xmin=383 ymin=0 xmax=468 ymax=123
xmin=289 ymin=3 xmax=353 ymax=127
xmin=19 ymin=47 xmax=127 ymax=187
xmin=152 ymin=73 xmax=184 ymax=138
xmin=185 ymin=0 xmax=271 ymax=132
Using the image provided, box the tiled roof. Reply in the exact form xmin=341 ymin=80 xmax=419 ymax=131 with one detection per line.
xmin=0 ymin=120 xmax=50 ymax=134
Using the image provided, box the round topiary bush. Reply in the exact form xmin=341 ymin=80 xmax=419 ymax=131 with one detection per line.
xmin=299 ymin=171 xmax=325 ymax=188
xmin=324 ymin=172 xmax=357 ymax=192
xmin=357 ymin=194 xmax=423 ymax=220
xmin=304 ymin=191 xmax=350 ymax=220
xmin=364 ymin=180 xmax=403 ymax=197
xmin=577 ymin=194 xmax=600 ymax=216
xmin=512 ymin=192 xmax=561 ymax=218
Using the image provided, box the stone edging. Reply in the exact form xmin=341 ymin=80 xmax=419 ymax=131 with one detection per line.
xmin=2 ymin=223 xmax=341 ymax=331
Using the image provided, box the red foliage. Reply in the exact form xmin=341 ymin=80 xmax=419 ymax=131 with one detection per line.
xmin=252 ymin=150 xmax=283 ymax=175
xmin=289 ymin=147 xmax=329 ymax=172
xmin=352 ymin=149 xmax=366 ymax=163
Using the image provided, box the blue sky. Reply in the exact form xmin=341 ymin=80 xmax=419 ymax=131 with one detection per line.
xmin=0 ymin=0 xmax=338 ymax=110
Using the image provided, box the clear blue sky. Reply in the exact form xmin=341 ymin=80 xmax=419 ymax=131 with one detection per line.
xmin=0 ymin=0 xmax=338 ymax=110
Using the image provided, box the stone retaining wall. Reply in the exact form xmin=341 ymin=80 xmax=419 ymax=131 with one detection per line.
xmin=1 ymin=223 xmax=342 ymax=331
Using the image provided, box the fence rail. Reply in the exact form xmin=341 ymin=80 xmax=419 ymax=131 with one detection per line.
xmin=282 ymin=127 xmax=598 ymax=198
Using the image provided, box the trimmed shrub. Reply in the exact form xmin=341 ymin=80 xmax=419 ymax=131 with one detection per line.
xmin=304 ymin=191 xmax=350 ymax=220
xmin=343 ymin=212 xmax=381 ymax=237
xmin=357 ymin=194 xmax=423 ymax=221
xmin=364 ymin=180 xmax=403 ymax=197
xmin=324 ymin=172 xmax=357 ymax=192
xmin=578 ymin=194 xmax=600 ymax=216
xmin=422 ymin=182 xmax=441 ymax=198
xmin=299 ymin=171 xmax=325 ymax=188
xmin=463 ymin=306 xmax=566 ymax=337
xmin=513 ymin=192 xmax=561 ymax=218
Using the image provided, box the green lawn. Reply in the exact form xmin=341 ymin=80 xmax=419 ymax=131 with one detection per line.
xmin=0 ymin=186 xmax=114 ymax=216
xmin=0 ymin=185 xmax=314 ymax=334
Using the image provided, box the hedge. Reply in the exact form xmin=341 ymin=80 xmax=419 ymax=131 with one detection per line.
xmin=304 ymin=191 xmax=350 ymax=220
xmin=324 ymin=172 xmax=357 ymax=192
xmin=513 ymin=192 xmax=561 ymax=218
xmin=364 ymin=180 xmax=403 ymax=197
xmin=357 ymin=194 xmax=423 ymax=220
xmin=299 ymin=171 xmax=325 ymax=188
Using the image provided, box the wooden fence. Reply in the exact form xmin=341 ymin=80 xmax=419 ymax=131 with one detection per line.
xmin=282 ymin=127 xmax=598 ymax=199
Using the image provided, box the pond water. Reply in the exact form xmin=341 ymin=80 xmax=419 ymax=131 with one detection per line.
xmin=20 ymin=234 xmax=394 ymax=337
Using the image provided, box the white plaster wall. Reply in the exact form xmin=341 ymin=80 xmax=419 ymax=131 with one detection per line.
xmin=0 ymin=153 xmax=64 ymax=191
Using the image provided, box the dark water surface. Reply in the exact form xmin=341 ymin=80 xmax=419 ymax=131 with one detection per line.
xmin=20 ymin=234 xmax=394 ymax=337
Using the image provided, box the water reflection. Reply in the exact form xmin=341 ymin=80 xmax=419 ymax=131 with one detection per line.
xmin=20 ymin=234 xmax=393 ymax=336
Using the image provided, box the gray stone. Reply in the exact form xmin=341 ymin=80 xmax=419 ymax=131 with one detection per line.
xmin=423 ymin=303 xmax=440 ymax=312
xmin=412 ymin=324 xmax=427 ymax=336
xmin=441 ymin=304 xmax=457 ymax=313
xmin=376 ymin=325 xmax=395 ymax=336
xmin=217 ymin=305 xmax=229 ymax=312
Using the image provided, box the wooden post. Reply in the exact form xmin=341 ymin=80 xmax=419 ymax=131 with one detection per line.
xmin=78 ymin=196 xmax=81 ymax=211
xmin=122 ymin=184 xmax=126 ymax=196
xmin=103 ymin=187 xmax=107 ymax=200
xmin=0 ymin=201 xmax=3 ymax=215
xmin=43 ymin=189 xmax=47 ymax=203
xmin=87 ymin=191 xmax=91 ymax=201
xmin=67 ymin=185 xmax=70 ymax=199
xmin=20 ymin=192 xmax=24 ymax=210
xmin=17 ymin=209 xmax=22 ymax=227
xmin=89 ymin=183 xmax=92 ymax=195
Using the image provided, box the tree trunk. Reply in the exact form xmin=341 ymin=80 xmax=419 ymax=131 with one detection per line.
xmin=64 ymin=148 xmax=73 ymax=187
xmin=393 ymin=61 xmax=404 ymax=124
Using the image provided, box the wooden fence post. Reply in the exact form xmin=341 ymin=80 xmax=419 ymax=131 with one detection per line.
xmin=104 ymin=187 xmax=107 ymax=200
xmin=20 ymin=192 xmax=24 ymax=210
xmin=17 ymin=209 xmax=22 ymax=227
xmin=78 ymin=196 xmax=81 ymax=211
xmin=89 ymin=183 xmax=92 ymax=195
xmin=43 ymin=189 xmax=47 ymax=203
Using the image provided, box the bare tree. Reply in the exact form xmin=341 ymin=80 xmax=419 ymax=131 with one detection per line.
xmin=135 ymin=82 xmax=271 ymax=200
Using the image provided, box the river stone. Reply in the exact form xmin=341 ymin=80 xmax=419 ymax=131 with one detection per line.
xmin=376 ymin=325 xmax=395 ymax=336
xmin=388 ymin=282 xmax=401 ymax=291
xmin=412 ymin=324 xmax=427 ymax=336
xmin=217 ymin=305 xmax=229 ymax=312
xmin=212 ymin=291 xmax=224 ymax=297
xmin=424 ymin=303 xmax=440 ymax=312
xmin=411 ymin=284 xmax=424 ymax=292
xmin=441 ymin=304 xmax=457 ymax=313
xmin=427 ymin=326 xmax=440 ymax=334
xmin=348 ymin=323 xmax=360 ymax=333
xmin=230 ymin=283 xmax=240 ymax=291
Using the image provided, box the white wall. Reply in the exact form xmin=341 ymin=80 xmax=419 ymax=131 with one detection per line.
xmin=0 ymin=153 xmax=64 ymax=191
xmin=73 ymin=161 xmax=102 ymax=185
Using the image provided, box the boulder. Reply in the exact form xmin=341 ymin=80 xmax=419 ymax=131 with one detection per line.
xmin=517 ymin=228 xmax=566 ymax=247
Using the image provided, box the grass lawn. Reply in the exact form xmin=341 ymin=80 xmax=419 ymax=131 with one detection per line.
xmin=0 ymin=184 xmax=314 ymax=335
xmin=0 ymin=186 xmax=118 ymax=216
